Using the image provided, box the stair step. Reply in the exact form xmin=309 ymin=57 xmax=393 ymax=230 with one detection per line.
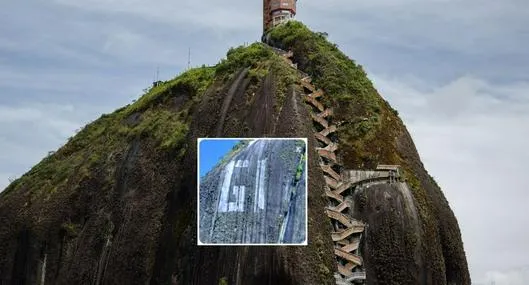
xmin=337 ymin=263 xmax=358 ymax=277
xmin=324 ymin=176 xmax=339 ymax=189
xmin=311 ymin=113 xmax=329 ymax=128
xmin=325 ymin=209 xmax=353 ymax=227
xmin=325 ymin=188 xmax=344 ymax=203
xmin=301 ymin=76 xmax=312 ymax=83
xmin=331 ymin=200 xmax=350 ymax=213
xmin=331 ymin=224 xmax=365 ymax=241
xmin=335 ymin=248 xmax=363 ymax=265
xmin=335 ymin=181 xmax=353 ymax=195
xmin=338 ymin=238 xmax=361 ymax=253
xmin=317 ymin=142 xmax=338 ymax=152
xmin=317 ymin=107 xmax=333 ymax=118
xmin=318 ymin=149 xmax=337 ymax=162
xmin=301 ymin=80 xmax=316 ymax=92
xmin=304 ymin=96 xmax=325 ymax=112
xmin=320 ymin=163 xmax=341 ymax=181
xmin=283 ymin=57 xmax=293 ymax=65
xmin=309 ymin=89 xmax=324 ymax=99
xmin=320 ymin=125 xmax=337 ymax=136
xmin=314 ymin=133 xmax=332 ymax=145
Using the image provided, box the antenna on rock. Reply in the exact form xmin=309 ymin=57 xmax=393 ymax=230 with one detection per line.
xmin=152 ymin=66 xmax=161 ymax=87
xmin=187 ymin=47 xmax=191 ymax=70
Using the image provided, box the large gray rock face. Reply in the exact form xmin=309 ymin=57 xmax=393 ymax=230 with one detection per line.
xmin=0 ymin=29 xmax=470 ymax=284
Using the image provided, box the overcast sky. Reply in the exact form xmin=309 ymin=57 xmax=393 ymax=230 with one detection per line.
xmin=1 ymin=0 xmax=528 ymax=283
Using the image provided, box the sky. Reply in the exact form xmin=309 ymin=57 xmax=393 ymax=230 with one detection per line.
xmin=199 ymin=139 xmax=240 ymax=178
xmin=0 ymin=0 xmax=528 ymax=283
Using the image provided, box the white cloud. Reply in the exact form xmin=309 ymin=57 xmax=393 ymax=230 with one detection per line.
xmin=302 ymin=0 xmax=529 ymax=53
xmin=373 ymin=73 xmax=529 ymax=282
xmin=299 ymin=0 xmax=529 ymax=85
xmin=0 ymin=103 xmax=81 ymax=139
xmin=0 ymin=103 xmax=98 ymax=193
xmin=479 ymin=267 xmax=529 ymax=285
xmin=53 ymin=0 xmax=260 ymax=32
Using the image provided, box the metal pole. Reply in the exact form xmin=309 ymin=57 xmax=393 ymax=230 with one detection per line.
xmin=187 ymin=47 xmax=191 ymax=70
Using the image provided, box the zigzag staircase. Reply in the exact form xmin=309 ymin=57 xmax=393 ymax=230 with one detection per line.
xmin=276 ymin=48 xmax=367 ymax=284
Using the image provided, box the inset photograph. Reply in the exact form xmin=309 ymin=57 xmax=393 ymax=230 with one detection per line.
xmin=198 ymin=138 xmax=308 ymax=245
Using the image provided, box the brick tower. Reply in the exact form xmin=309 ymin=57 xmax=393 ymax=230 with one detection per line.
xmin=263 ymin=0 xmax=297 ymax=33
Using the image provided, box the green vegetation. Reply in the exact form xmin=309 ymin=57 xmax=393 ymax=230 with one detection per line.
xmin=294 ymin=140 xmax=305 ymax=149
xmin=1 ymin=66 xmax=216 ymax=200
xmin=268 ymin=21 xmax=389 ymax=167
xmin=268 ymin=21 xmax=381 ymax=118
xmin=61 ymin=222 xmax=81 ymax=237
xmin=2 ymin=39 xmax=300 ymax=201
xmin=295 ymin=154 xmax=306 ymax=182
xmin=215 ymin=42 xmax=297 ymax=112
xmin=270 ymin=56 xmax=298 ymax=112
xmin=231 ymin=140 xmax=250 ymax=152
xmin=216 ymin=43 xmax=274 ymax=77
xmin=127 ymin=66 xmax=215 ymax=115
xmin=218 ymin=277 xmax=228 ymax=285
xmin=312 ymin=236 xmax=332 ymax=280
xmin=127 ymin=109 xmax=189 ymax=153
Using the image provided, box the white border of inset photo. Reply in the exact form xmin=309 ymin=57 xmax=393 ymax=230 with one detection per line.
xmin=197 ymin=137 xmax=308 ymax=246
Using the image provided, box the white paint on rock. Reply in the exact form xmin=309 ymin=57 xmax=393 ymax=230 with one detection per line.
xmin=254 ymin=160 xmax=262 ymax=212
xmin=235 ymin=160 xmax=249 ymax=168
xmin=227 ymin=186 xmax=246 ymax=212
xmin=237 ymin=185 xmax=245 ymax=212
xmin=258 ymin=159 xmax=267 ymax=210
xmin=253 ymin=159 xmax=267 ymax=212
xmin=218 ymin=161 xmax=235 ymax=212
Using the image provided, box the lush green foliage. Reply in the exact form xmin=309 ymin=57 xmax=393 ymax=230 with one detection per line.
xmin=215 ymin=43 xmax=274 ymax=76
xmin=2 ymin=65 xmax=218 ymax=198
xmin=295 ymin=154 xmax=306 ymax=182
xmin=2 ymin=40 xmax=302 ymax=198
xmin=269 ymin=22 xmax=374 ymax=97
xmin=218 ymin=277 xmax=228 ymax=285
xmin=61 ymin=222 xmax=81 ymax=237
xmin=215 ymin=42 xmax=296 ymax=112
xmin=268 ymin=21 xmax=405 ymax=169
xmin=127 ymin=66 xmax=216 ymax=115
xmin=268 ymin=21 xmax=382 ymax=133
xmin=128 ymin=109 xmax=189 ymax=152
xmin=270 ymin=56 xmax=298 ymax=111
